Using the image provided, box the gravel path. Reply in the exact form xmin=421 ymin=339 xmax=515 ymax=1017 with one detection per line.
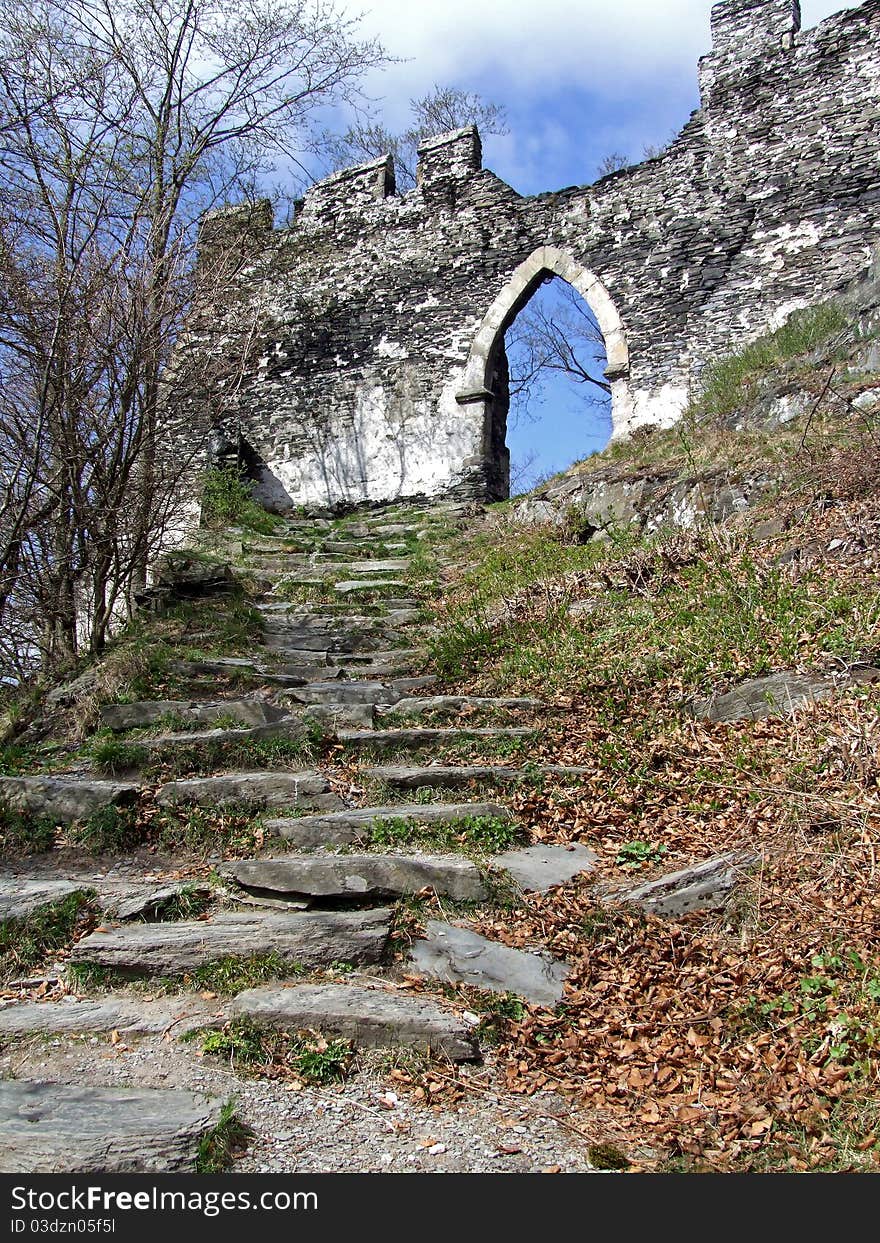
xmin=2 ymin=1031 xmax=596 ymax=1173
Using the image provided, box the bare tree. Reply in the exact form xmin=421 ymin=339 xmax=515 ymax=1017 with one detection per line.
xmin=505 ymin=276 xmax=611 ymax=425
xmin=0 ymin=0 xmax=387 ymax=678
xmin=596 ymin=151 xmax=629 ymax=178
xmin=325 ymin=84 xmax=508 ymax=191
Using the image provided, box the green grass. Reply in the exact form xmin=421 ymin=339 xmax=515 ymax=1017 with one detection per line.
xmin=194 ymin=1017 xmax=352 ymax=1083
xmin=92 ymin=724 xmax=325 ymax=783
xmin=369 ymin=813 xmax=523 ymax=855
xmin=67 ymin=951 xmax=299 ymax=993
xmin=89 ymin=738 xmax=148 ymax=775
xmin=691 ymin=301 xmax=851 ymax=420
xmin=68 ymin=804 xmax=143 ymax=853
xmin=0 ymin=805 xmax=57 ymax=857
xmin=429 ymin=522 xmax=877 ymax=705
xmin=195 ymin=1099 xmax=252 ymax=1173
xmin=0 ymin=890 xmax=95 ymax=978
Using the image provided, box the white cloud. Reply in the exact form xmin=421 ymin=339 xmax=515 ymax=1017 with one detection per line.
xmin=355 ymin=0 xmax=861 ymax=112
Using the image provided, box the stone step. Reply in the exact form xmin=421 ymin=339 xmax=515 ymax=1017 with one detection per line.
xmin=156 ymin=770 xmax=343 ymax=811
xmin=320 ymin=540 xmax=402 ymax=555
xmin=0 ymin=880 xmax=90 ymax=922
xmin=70 ymin=908 xmax=392 ymax=974
xmin=100 ymin=698 xmax=288 ymax=732
xmin=262 ymin=627 xmax=405 ymax=654
xmin=301 ymin=702 xmax=376 ymax=729
xmin=136 ymin=716 xmax=309 ymax=753
xmin=410 ymin=920 xmax=568 ymax=1007
xmin=223 ymin=851 xmax=486 ymax=902
xmin=609 ymin=851 xmax=755 ymax=918
xmin=232 ymin=983 xmax=478 ymax=1061
xmin=257 ymin=642 xmax=335 ymax=662
xmin=0 ymin=1082 xmax=222 ymax=1173
xmin=279 ymin=677 xmax=434 ymax=706
xmin=333 ymin=579 xmax=408 ymax=595
xmin=0 ymin=775 xmax=140 ymax=825
xmin=0 ymin=994 xmax=225 ymax=1037
xmin=492 ymin=844 xmax=598 ymax=893
xmin=263 ymin=801 xmax=512 ymax=847
xmin=347 ymin=559 xmax=411 ymax=574
xmin=166 ymin=657 xmax=308 ymax=687
xmin=361 ymin=764 xmax=591 ymax=790
xmin=336 ymin=726 xmax=535 ymax=752
xmin=378 ymin=695 xmax=542 ymax=720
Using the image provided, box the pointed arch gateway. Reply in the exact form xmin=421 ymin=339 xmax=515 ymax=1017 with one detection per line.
xmin=456 ymin=245 xmax=632 ymax=499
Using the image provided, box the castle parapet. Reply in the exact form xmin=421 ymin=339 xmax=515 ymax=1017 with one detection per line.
xmin=700 ymin=0 xmax=801 ymax=105
xmin=197 ymin=199 xmax=274 ymax=265
xmin=416 ymin=126 xmax=482 ymax=200
xmin=300 ymin=155 xmax=396 ymax=221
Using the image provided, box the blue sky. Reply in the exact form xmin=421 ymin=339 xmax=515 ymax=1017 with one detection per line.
xmin=345 ymin=0 xmax=861 ymax=490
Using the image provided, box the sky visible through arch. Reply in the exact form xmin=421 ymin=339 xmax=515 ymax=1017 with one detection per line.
xmin=334 ymin=1 xmax=861 ymax=488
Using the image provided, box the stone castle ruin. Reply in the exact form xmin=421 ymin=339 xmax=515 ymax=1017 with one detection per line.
xmin=191 ymin=0 xmax=880 ymax=510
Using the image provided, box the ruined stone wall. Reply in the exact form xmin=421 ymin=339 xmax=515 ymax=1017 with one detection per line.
xmin=187 ymin=0 xmax=880 ymax=510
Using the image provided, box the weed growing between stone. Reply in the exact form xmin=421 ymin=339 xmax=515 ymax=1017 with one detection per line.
xmin=193 ymin=1017 xmax=352 ymax=1084
xmin=194 ymin=1098 xmax=253 ymax=1173
xmin=0 ymin=891 xmax=95 ymax=978
xmin=0 ymin=804 xmax=56 ymax=857
xmin=369 ymin=813 xmax=523 ymax=855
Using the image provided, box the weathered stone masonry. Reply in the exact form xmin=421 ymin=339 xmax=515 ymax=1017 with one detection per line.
xmin=190 ymin=0 xmax=880 ymax=509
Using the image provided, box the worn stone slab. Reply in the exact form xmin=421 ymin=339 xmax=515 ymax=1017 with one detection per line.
xmin=333 ymin=580 xmax=408 ymax=594
xmin=0 ymin=994 xmax=225 ymax=1037
xmin=232 ymin=984 xmax=478 ymax=1060
xmin=0 ymin=1081 xmax=221 ymax=1173
xmin=264 ymin=801 xmax=512 ymax=847
xmin=382 ymin=696 xmax=542 ymax=719
xmin=492 ymin=844 xmax=598 ymax=893
xmin=347 ymin=559 xmax=411 ymax=573
xmin=279 ymin=680 xmax=406 ymax=706
xmin=691 ymin=672 xmax=836 ymax=723
xmin=0 ymin=776 xmax=140 ymax=824
xmin=302 ymin=702 xmax=376 ymax=729
xmin=612 ymin=852 xmax=754 ymax=918
xmin=138 ymin=715 xmax=309 ymax=751
xmin=106 ymin=883 xmax=212 ymax=922
xmin=225 ymin=852 xmax=486 ymax=902
xmin=410 ymin=921 xmax=568 ymax=1007
xmin=0 ymin=880 xmax=87 ymax=923
xmin=156 ymin=770 xmax=342 ymax=811
xmin=362 ymin=765 xmax=591 ymax=790
xmin=100 ymin=698 xmax=288 ymax=732
xmin=71 ymin=909 xmax=392 ymax=974
xmin=337 ymin=727 xmax=535 ymax=750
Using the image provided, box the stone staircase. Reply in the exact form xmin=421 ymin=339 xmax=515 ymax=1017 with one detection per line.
xmin=0 ymin=500 xmax=605 ymax=1171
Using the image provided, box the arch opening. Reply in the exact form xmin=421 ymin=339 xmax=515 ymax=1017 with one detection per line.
xmin=457 ymin=245 xmax=631 ymax=501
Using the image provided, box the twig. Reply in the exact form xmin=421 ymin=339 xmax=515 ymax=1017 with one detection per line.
xmin=799 ymin=367 xmax=836 ymax=451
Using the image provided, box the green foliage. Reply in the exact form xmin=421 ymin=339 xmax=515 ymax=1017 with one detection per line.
xmin=196 ymin=1018 xmax=352 ymax=1083
xmin=615 ymin=840 xmax=668 ymax=870
xmin=195 ymin=1099 xmax=252 ymax=1173
xmin=0 ymin=890 xmax=94 ymax=977
xmin=152 ymin=805 xmax=278 ymax=857
xmin=0 ymin=805 xmax=56 ymax=858
xmin=369 ymin=813 xmax=522 ymax=855
xmin=68 ymin=804 xmax=143 ymax=853
xmin=90 ymin=737 xmax=148 ymax=775
xmin=201 ymin=467 xmax=281 ymax=535
xmin=736 ymin=949 xmax=880 ymax=1074
xmin=148 ymin=884 xmax=213 ymax=922
xmin=691 ymin=301 xmax=851 ymax=420
xmin=183 ymin=952 xmax=297 ymax=993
